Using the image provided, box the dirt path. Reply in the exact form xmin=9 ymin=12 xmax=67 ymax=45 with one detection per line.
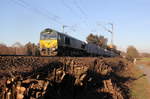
xmin=138 ymin=64 xmax=150 ymax=83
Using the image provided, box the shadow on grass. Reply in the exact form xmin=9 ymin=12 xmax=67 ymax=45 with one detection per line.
xmin=109 ymin=72 xmax=147 ymax=99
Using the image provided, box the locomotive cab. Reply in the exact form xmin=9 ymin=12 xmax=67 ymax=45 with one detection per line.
xmin=40 ymin=29 xmax=58 ymax=56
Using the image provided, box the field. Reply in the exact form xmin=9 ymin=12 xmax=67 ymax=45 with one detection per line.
xmin=140 ymin=57 xmax=150 ymax=61
xmin=137 ymin=57 xmax=150 ymax=64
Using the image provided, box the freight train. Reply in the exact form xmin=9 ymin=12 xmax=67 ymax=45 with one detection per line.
xmin=39 ymin=28 xmax=120 ymax=57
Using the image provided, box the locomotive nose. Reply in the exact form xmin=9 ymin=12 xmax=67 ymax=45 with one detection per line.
xmin=40 ymin=39 xmax=58 ymax=48
xmin=40 ymin=39 xmax=58 ymax=56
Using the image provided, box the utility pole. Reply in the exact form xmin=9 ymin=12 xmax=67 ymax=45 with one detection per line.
xmin=108 ymin=23 xmax=114 ymax=45
xmin=62 ymin=25 xmax=68 ymax=33
xmin=97 ymin=23 xmax=114 ymax=45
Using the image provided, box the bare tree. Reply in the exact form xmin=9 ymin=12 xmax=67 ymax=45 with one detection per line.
xmin=86 ymin=33 xmax=108 ymax=48
xmin=126 ymin=46 xmax=139 ymax=58
xmin=0 ymin=44 xmax=9 ymax=54
xmin=12 ymin=42 xmax=26 ymax=55
xmin=25 ymin=42 xmax=40 ymax=56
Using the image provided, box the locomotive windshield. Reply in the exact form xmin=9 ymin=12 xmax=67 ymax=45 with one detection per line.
xmin=40 ymin=33 xmax=57 ymax=40
xmin=40 ymin=28 xmax=58 ymax=40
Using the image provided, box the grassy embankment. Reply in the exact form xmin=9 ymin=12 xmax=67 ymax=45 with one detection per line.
xmin=129 ymin=58 xmax=150 ymax=99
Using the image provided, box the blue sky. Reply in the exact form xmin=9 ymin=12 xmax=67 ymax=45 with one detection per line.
xmin=0 ymin=0 xmax=150 ymax=52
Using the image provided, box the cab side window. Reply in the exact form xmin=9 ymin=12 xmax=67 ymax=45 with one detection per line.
xmin=65 ymin=37 xmax=70 ymax=45
xmin=81 ymin=43 xmax=86 ymax=49
xmin=59 ymin=34 xmax=64 ymax=43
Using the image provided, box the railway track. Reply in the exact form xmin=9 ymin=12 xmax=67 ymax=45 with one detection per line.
xmin=0 ymin=54 xmax=53 ymax=57
xmin=0 ymin=54 xmax=105 ymax=58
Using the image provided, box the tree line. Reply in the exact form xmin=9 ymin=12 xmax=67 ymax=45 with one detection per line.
xmin=0 ymin=42 xmax=40 ymax=56
xmin=86 ymin=33 xmax=149 ymax=59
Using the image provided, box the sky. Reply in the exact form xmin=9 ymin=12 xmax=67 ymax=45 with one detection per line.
xmin=0 ymin=0 xmax=150 ymax=52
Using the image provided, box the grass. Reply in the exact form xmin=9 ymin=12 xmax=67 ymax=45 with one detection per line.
xmin=129 ymin=64 xmax=150 ymax=99
xmin=139 ymin=57 xmax=150 ymax=62
xmin=137 ymin=57 xmax=150 ymax=66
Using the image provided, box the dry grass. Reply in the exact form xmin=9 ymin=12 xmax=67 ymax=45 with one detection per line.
xmin=137 ymin=57 xmax=150 ymax=66
xmin=128 ymin=63 xmax=150 ymax=99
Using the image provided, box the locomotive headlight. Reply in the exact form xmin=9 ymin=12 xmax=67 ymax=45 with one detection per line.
xmin=52 ymin=48 xmax=56 ymax=51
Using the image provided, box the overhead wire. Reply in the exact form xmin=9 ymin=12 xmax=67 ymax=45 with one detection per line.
xmin=13 ymin=0 xmax=87 ymax=36
xmin=60 ymin=0 xmax=90 ymax=35
xmin=61 ymin=0 xmax=86 ymax=21
xmin=8 ymin=0 xmax=88 ymax=38
xmin=60 ymin=0 xmax=83 ymax=28
xmin=60 ymin=0 xmax=88 ymax=24
xmin=73 ymin=0 xmax=102 ymax=36
xmin=73 ymin=0 xmax=87 ymax=18
xmin=61 ymin=0 xmax=76 ymax=15
xmin=11 ymin=0 xmax=63 ymax=25
xmin=72 ymin=0 xmax=91 ymax=29
xmin=19 ymin=0 xmax=62 ymax=24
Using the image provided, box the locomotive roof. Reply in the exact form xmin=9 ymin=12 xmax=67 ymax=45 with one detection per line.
xmin=40 ymin=28 xmax=57 ymax=34
xmin=41 ymin=28 xmax=85 ymax=43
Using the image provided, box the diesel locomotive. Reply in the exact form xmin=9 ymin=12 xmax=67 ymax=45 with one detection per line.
xmin=39 ymin=28 xmax=119 ymax=57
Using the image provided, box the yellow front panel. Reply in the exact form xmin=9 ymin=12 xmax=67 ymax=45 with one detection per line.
xmin=40 ymin=39 xmax=58 ymax=48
